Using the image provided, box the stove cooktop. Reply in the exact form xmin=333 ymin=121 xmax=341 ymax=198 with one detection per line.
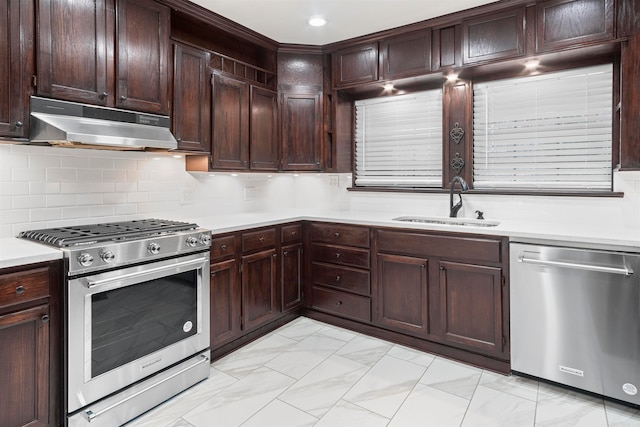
xmin=19 ymin=219 xmax=198 ymax=247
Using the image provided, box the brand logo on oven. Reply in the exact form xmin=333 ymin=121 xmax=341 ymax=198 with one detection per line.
xmin=140 ymin=357 xmax=163 ymax=371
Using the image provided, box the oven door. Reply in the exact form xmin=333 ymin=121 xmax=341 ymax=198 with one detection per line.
xmin=67 ymin=252 xmax=210 ymax=413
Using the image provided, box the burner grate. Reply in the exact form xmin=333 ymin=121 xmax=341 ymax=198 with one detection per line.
xmin=19 ymin=219 xmax=198 ymax=247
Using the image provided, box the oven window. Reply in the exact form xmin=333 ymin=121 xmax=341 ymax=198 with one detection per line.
xmin=91 ymin=270 xmax=197 ymax=377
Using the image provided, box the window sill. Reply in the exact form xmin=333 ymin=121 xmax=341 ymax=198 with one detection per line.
xmin=347 ymin=187 xmax=624 ymax=198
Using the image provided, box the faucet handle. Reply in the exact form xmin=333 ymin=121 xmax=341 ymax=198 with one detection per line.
xmin=475 ymin=210 xmax=485 ymax=220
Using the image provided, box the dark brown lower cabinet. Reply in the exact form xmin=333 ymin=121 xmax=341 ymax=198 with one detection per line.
xmin=0 ymin=261 xmax=60 ymax=427
xmin=281 ymin=243 xmax=303 ymax=312
xmin=438 ymin=261 xmax=504 ymax=357
xmin=375 ymin=253 xmax=429 ymax=337
xmin=242 ymin=248 xmax=278 ymax=330
xmin=210 ymin=258 xmax=241 ymax=348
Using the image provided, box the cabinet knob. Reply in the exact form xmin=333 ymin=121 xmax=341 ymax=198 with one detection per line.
xmin=15 ymin=285 xmax=25 ymax=295
xmin=176 ymin=137 xmax=182 ymax=142
xmin=41 ymin=314 xmax=49 ymax=323
xmin=440 ymin=266 xmax=445 ymax=271
xmin=14 ymin=121 xmax=23 ymax=128
xmin=220 ymin=244 xmax=227 ymax=251
xmin=99 ymin=92 xmax=108 ymax=100
xmin=335 ymin=275 xmax=341 ymax=282
xmin=291 ymin=231 xmax=297 ymax=237
xmin=119 ymin=95 xmax=127 ymax=101
xmin=259 ymin=236 xmax=265 ymax=242
xmin=211 ymin=272 xmax=216 ymax=277
xmin=335 ymin=252 xmax=341 ymax=259
xmin=283 ymin=251 xmax=288 ymax=256
xmin=336 ymin=300 xmax=343 ymax=306
xmin=243 ymin=160 xmax=248 ymax=166
xmin=334 ymin=232 xmax=340 ymax=238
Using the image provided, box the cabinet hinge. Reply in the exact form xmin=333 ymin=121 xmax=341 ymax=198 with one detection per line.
xmin=239 ymin=264 xmax=243 ymax=274
xmin=501 ymin=275 xmax=506 ymax=286
xmin=502 ymin=336 xmax=507 ymax=346
xmin=32 ymin=75 xmax=37 ymax=87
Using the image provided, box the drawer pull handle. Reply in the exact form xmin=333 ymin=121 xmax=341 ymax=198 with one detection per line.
xmin=259 ymin=237 xmax=265 ymax=242
xmin=15 ymin=285 xmax=25 ymax=295
xmin=335 ymin=275 xmax=341 ymax=282
xmin=336 ymin=301 xmax=343 ymax=306
xmin=283 ymin=251 xmax=288 ymax=256
xmin=220 ymin=245 xmax=227 ymax=251
xmin=335 ymin=253 xmax=341 ymax=259
xmin=291 ymin=231 xmax=297 ymax=236
xmin=334 ymin=232 xmax=340 ymax=238
xmin=41 ymin=314 xmax=49 ymax=323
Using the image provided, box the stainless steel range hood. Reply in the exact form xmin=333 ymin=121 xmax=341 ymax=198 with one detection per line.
xmin=29 ymin=96 xmax=177 ymax=151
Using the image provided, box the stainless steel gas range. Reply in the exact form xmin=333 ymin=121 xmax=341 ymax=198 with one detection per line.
xmin=20 ymin=219 xmax=212 ymax=427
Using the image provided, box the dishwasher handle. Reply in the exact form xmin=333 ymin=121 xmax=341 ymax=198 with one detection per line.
xmin=518 ymin=255 xmax=634 ymax=276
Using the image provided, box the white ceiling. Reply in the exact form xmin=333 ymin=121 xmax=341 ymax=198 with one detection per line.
xmin=189 ymin=0 xmax=499 ymax=45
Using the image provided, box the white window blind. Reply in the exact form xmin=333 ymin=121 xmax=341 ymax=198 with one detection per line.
xmin=355 ymin=90 xmax=443 ymax=187
xmin=473 ymin=63 xmax=613 ymax=190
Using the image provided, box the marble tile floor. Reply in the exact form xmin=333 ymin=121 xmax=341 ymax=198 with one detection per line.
xmin=127 ymin=317 xmax=640 ymax=427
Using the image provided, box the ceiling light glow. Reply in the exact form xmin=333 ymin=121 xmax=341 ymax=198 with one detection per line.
xmin=308 ymin=17 xmax=326 ymax=27
xmin=525 ymin=59 xmax=540 ymax=70
xmin=383 ymin=83 xmax=394 ymax=91
xmin=446 ymin=73 xmax=459 ymax=82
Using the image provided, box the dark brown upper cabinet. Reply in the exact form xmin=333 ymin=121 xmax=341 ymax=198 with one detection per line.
xmin=280 ymin=91 xmax=323 ymax=170
xmin=37 ymin=0 xmax=114 ymax=106
xmin=536 ymin=0 xmax=615 ymax=52
xmin=211 ymin=72 xmax=249 ymax=170
xmin=462 ymin=7 xmax=526 ymax=65
xmin=36 ymin=0 xmax=170 ymax=114
xmin=172 ymin=42 xmax=210 ymax=152
xmin=115 ymin=0 xmax=170 ymax=114
xmin=380 ymin=30 xmax=432 ymax=80
xmin=0 ymin=0 xmax=34 ymax=139
xmin=433 ymin=25 xmax=461 ymax=70
xmin=250 ymin=86 xmax=279 ymax=171
xmin=331 ymin=42 xmax=379 ymax=89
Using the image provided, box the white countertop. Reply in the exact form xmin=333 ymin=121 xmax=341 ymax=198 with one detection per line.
xmin=3 ymin=209 xmax=639 ymax=269
xmin=0 ymin=238 xmax=63 ymax=270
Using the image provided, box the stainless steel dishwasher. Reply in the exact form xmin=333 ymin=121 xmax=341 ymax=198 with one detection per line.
xmin=510 ymin=242 xmax=640 ymax=405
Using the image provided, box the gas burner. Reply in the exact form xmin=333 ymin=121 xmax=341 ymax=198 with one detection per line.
xmin=19 ymin=219 xmax=198 ymax=247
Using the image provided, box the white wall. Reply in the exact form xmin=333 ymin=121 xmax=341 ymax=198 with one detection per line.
xmin=1 ymin=143 xmax=639 ymax=239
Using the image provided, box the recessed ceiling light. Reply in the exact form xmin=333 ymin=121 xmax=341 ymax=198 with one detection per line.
xmin=383 ymin=83 xmax=394 ymax=91
xmin=308 ymin=16 xmax=326 ymax=27
xmin=525 ymin=59 xmax=540 ymax=69
xmin=446 ymin=73 xmax=459 ymax=82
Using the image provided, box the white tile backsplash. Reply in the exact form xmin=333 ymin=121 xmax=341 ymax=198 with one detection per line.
xmin=1 ymin=143 xmax=639 ymax=240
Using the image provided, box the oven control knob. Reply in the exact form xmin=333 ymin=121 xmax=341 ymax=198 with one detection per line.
xmin=199 ymin=234 xmax=212 ymax=246
xmin=77 ymin=252 xmax=94 ymax=267
xmin=186 ymin=236 xmax=198 ymax=247
xmin=100 ymin=250 xmax=115 ymax=263
xmin=148 ymin=242 xmax=161 ymax=255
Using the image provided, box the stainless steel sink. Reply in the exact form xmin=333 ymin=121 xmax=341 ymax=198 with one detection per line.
xmin=392 ymin=216 xmax=500 ymax=227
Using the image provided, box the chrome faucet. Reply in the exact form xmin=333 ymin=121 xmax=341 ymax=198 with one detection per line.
xmin=449 ymin=176 xmax=469 ymax=218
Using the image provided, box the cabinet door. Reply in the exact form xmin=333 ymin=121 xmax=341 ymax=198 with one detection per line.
xmin=172 ymin=43 xmax=210 ymax=152
xmin=115 ymin=0 xmax=169 ymax=114
xmin=281 ymin=92 xmax=323 ymax=170
xmin=331 ymin=42 xmax=379 ymax=88
xmin=242 ymin=249 xmax=278 ymax=330
xmin=0 ymin=0 xmax=33 ymax=138
xmin=281 ymin=243 xmax=303 ymax=312
xmin=210 ymin=259 xmax=241 ymax=348
xmin=0 ymin=305 xmax=50 ymax=427
xmin=250 ymin=86 xmax=279 ymax=170
xmin=211 ymin=73 xmax=249 ymax=170
xmin=380 ymin=30 xmax=431 ymax=80
xmin=375 ymin=253 xmax=429 ymax=337
xmin=438 ymin=261 xmax=505 ymax=357
xmin=36 ymin=0 xmax=113 ymax=105
xmin=462 ymin=7 xmax=525 ymax=65
xmin=536 ymin=0 xmax=614 ymax=52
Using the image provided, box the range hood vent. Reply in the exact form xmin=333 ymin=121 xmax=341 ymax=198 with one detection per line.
xmin=29 ymin=97 xmax=177 ymax=151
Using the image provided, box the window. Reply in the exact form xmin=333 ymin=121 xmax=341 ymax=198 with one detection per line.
xmin=473 ymin=64 xmax=613 ymax=191
xmin=355 ymin=89 xmax=443 ymax=187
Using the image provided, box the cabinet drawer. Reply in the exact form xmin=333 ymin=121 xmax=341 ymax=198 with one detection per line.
xmin=311 ymin=244 xmax=370 ymax=269
xmin=311 ymin=286 xmax=371 ymax=322
xmin=312 ymin=262 xmax=370 ymax=295
xmin=242 ymin=228 xmax=276 ymax=253
xmin=310 ymin=223 xmax=370 ymax=248
xmin=210 ymin=235 xmax=236 ymax=260
xmin=0 ymin=267 xmax=50 ymax=309
xmin=281 ymin=224 xmax=302 ymax=244
xmin=377 ymin=230 xmax=503 ymax=264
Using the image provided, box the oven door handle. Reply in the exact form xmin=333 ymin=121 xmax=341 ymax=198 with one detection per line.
xmin=85 ymin=353 xmax=210 ymax=422
xmin=86 ymin=257 xmax=208 ymax=288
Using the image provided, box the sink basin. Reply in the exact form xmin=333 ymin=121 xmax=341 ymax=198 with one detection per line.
xmin=392 ymin=216 xmax=500 ymax=227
